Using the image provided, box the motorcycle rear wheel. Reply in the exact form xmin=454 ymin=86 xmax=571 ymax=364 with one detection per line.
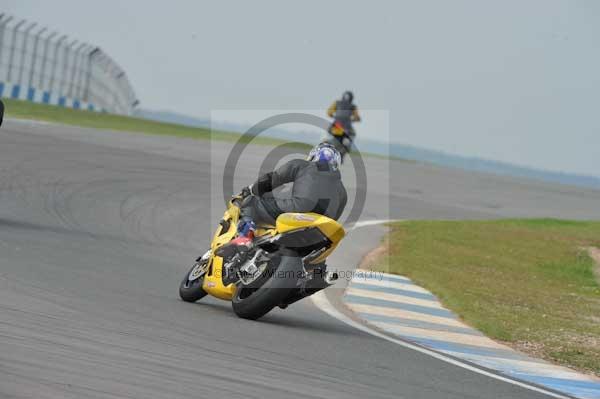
xmin=232 ymin=251 xmax=302 ymax=320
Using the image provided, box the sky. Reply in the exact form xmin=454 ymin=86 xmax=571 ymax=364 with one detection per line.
xmin=4 ymin=0 xmax=600 ymax=177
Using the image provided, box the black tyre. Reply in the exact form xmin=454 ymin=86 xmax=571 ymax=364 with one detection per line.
xmin=179 ymin=262 xmax=208 ymax=302
xmin=232 ymin=252 xmax=303 ymax=320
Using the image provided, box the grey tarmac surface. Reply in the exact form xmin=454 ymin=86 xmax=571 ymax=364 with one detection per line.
xmin=1 ymin=119 xmax=599 ymax=399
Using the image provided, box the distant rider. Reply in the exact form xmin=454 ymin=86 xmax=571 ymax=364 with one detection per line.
xmin=327 ymin=90 xmax=361 ymax=140
xmin=231 ymin=142 xmax=347 ymax=247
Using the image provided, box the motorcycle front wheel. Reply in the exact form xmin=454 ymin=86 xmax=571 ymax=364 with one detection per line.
xmin=179 ymin=260 xmax=209 ymax=302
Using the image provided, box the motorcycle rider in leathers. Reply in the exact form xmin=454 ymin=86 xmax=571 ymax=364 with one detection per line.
xmin=231 ymin=142 xmax=347 ymax=247
xmin=327 ymin=90 xmax=361 ymax=141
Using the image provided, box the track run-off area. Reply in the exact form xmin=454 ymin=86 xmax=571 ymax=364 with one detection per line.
xmin=1 ymin=119 xmax=599 ymax=399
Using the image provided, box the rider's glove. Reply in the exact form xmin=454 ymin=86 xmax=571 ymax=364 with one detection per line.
xmin=240 ymin=184 xmax=256 ymax=198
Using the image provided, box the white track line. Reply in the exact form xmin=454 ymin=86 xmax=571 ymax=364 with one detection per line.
xmin=349 ymin=219 xmax=398 ymax=231
xmin=311 ymin=219 xmax=571 ymax=399
xmin=5 ymin=117 xmax=54 ymax=126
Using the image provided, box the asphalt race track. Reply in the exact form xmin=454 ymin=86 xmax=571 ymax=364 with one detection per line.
xmin=1 ymin=120 xmax=599 ymax=399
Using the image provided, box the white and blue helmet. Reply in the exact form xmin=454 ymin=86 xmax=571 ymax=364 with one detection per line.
xmin=307 ymin=142 xmax=342 ymax=170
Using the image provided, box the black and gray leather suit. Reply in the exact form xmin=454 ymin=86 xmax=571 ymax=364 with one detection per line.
xmin=241 ymin=159 xmax=347 ymax=226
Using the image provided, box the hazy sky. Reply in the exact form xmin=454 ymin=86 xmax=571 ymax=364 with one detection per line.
xmin=4 ymin=0 xmax=600 ymax=176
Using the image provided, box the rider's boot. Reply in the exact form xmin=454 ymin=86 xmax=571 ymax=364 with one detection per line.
xmin=217 ymin=219 xmax=256 ymax=256
xmin=217 ymin=219 xmax=257 ymax=284
xmin=230 ymin=219 xmax=256 ymax=247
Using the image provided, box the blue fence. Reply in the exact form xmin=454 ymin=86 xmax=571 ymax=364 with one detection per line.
xmin=0 ymin=13 xmax=138 ymax=114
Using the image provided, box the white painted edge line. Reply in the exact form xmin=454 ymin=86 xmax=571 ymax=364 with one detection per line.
xmin=311 ymin=219 xmax=572 ymax=399
xmin=5 ymin=117 xmax=54 ymax=126
xmin=349 ymin=219 xmax=398 ymax=231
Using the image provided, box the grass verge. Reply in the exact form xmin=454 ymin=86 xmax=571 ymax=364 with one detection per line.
xmin=371 ymin=219 xmax=600 ymax=375
xmin=2 ymin=98 xmax=310 ymax=149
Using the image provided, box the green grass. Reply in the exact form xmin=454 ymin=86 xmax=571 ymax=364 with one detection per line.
xmin=2 ymin=98 xmax=311 ymax=149
xmin=371 ymin=219 xmax=600 ymax=375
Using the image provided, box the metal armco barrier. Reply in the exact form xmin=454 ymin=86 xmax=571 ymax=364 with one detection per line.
xmin=0 ymin=14 xmax=138 ymax=115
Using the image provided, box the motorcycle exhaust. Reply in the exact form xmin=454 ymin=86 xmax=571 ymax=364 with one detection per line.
xmin=278 ymin=268 xmax=338 ymax=309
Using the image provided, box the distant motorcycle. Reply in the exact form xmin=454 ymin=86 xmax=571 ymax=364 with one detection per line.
xmin=326 ymin=121 xmax=353 ymax=163
xmin=179 ymin=191 xmax=344 ymax=320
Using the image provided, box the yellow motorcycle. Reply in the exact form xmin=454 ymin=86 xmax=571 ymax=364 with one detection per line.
xmin=179 ymin=192 xmax=345 ymax=320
